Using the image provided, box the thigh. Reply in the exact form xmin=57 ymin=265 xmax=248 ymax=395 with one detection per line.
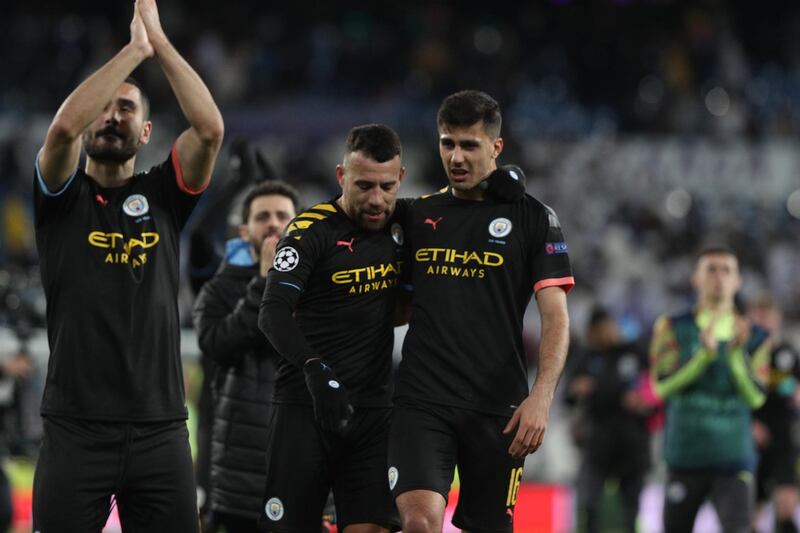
xmin=662 ymin=470 xmax=710 ymax=533
xmin=452 ymin=409 xmax=524 ymax=533
xmin=33 ymin=417 xmax=120 ymax=533
xmin=116 ymin=420 xmax=199 ymax=533
xmin=711 ymin=471 xmax=754 ymax=533
xmin=333 ymin=408 xmax=399 ymax=531
xmin=388 ymin=403 xmax=457 ymax=500
xmin=258 ymin=404 xmax=330 ymax=533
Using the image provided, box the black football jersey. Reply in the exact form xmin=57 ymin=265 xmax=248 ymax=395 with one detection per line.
xmin=262 ymin=199 xmax=407 ymax=407
xmin=33 ymin=147 xmax=201 ymax=421
xmin=395 ymin=191 xmax=574 ymax=416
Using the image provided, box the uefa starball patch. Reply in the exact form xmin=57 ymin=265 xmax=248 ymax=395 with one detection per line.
xmin=273 ymin=247 xmax=299 ymax=272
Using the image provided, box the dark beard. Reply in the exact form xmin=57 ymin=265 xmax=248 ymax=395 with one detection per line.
xmin=83 ymin=130 xmax=139 ymax=164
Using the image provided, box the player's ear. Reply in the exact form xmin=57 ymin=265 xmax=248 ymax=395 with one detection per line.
xmin=336 ymin=164 xmax=346 ymax=187
xmin=398 ymin=166 xmax=405 ymax=183
xmin=493 ymin=136 xmax=504 ymax=159
xmin=139 ymin=121 xmax=153 ymax=145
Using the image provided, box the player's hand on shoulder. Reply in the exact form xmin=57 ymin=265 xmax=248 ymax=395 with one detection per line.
xmin=303 ymin=358 xmax=354 ymax=434
xmin=481 ymin=164 xmax=526 ymax=202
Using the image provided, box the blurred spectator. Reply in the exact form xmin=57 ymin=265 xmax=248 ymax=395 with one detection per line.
xmin=192 ymin=181 xmax=299 ymax=532
xmin=748 ymin=293 xmax=800 ymax=533
xmin=0 ymin=349 xmax=34 ymax=533
xmin=565 ymin=307 xmax=651 ymax=533
xmin=650 ymin=246 xmax=770 ymax=533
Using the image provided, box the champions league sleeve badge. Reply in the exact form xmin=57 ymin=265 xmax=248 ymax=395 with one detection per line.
xmin=122 ymin=194 xmax=150 ymax=217
xmin=273 ymin=247 xmax=300 ymax=272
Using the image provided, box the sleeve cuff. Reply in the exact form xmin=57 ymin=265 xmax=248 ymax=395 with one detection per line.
xmin=534 ymin=276 xmax=575 ymax=294
xmin=35 ymin=149 xmax=78 ymax=197
xmin=171 ymin=144 xmax=208 ymax=195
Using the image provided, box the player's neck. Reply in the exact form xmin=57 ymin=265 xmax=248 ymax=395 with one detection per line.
xmin=85 ymin=157 xmax=136 ymax=188
xmin=450 ymin=186 xmax=484 ymax=201
xmin=335 ymin=196 xmax=354 ymax=220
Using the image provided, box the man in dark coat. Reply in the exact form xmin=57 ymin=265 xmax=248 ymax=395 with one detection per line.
xmin=193 ymin=181 xmax=299 ymax=532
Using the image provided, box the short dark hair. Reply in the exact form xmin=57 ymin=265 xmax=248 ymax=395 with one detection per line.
xmin=123 ymin=76 xmax=150 ymax=120
xmin=437 ymin=90 xmax=502 ymax=139
xmin=241 ymin=181 xmax=301 ymax=224
xmin=695 ymin=244 xmax=737 ymax=265
xmin=588 ymin=307 xmax=613 ymax=328
xmin=749 ymin=291 xmax=779 ymax=312
xmin=345 ymin=124 xmax=402 ymax=163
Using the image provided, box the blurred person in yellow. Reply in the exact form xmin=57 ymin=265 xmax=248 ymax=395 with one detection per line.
xmin=650 ymin=245 xmax=770 ymax=533
xmin=566 ymin=308 xmax=651 ymax=533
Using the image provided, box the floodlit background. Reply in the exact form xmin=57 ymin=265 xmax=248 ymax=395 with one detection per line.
xmin=2 ymin=1 xmax=800 ymax=531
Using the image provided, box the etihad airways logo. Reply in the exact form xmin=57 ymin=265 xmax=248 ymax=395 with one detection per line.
xmin=415 ymin=247 xmax=504 ymax=279
xmin=87 ymin=231 xmax=160 ymax=268
xmin=331 ymin=262 xmax=400 ymax=294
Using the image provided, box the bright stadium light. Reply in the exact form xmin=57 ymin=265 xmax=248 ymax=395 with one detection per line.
xmin=665 ymin=188 xmax=692 ymax=218
xmin=787 ymin=189 xmax=800 ymax=219
xmin=705 ymin=86 xmax=730 ymax=117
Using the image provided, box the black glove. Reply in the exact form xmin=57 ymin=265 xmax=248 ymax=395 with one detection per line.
xmin=480 ymin=164 xmax=526 ymax=202
xmin=303 ymin=359 xmax=354 ymax=433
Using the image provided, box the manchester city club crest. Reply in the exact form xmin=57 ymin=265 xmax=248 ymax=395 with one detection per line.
xmin=391 ymin=222 xmax=404 ymax=245
xmin=488 ymin=217 xmax=513 ymax=238
xmin=122 ymin=194 xmax=149 ymax=217
xmin=265 ymin=497 xmax=285 ymax=521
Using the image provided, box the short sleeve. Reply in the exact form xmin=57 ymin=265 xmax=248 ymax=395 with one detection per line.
xmin=528 ymin=203 xmax=575 ymax=294
xmin=32 ymin=150 xmax=81 ymax=226
xmin=266 ymin=221 xmax=327 ymax=297
xmin=143 ymin=144 xmax=205 ymax=230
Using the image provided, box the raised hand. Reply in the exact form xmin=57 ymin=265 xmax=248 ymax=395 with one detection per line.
xmin=136 ymin=0 xmax=168 ymax=47
xmin=130 ymin=1 xmax=154 ymax=58
xmin=260 ymin=235 xmax=280 ymax=277
xmin=699 ymin=313 xmax=719 ymax=355
xmin=730 ymin=315 xmax=751 ymax=349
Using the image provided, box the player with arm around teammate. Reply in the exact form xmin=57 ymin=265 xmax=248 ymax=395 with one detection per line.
xmin=258 ymin=124 xmax=406 ymax=533
xmin=389 ymin=90 xmax=573 ymax=533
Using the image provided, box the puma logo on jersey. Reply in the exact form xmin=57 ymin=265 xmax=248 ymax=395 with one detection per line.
xmin=336 ymin=238 xmax=355 ymax=252
xmin=95 ymin=194 xmax=108 ymax=206
xmin=424 ymin=217 xmax=443 ymax=230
